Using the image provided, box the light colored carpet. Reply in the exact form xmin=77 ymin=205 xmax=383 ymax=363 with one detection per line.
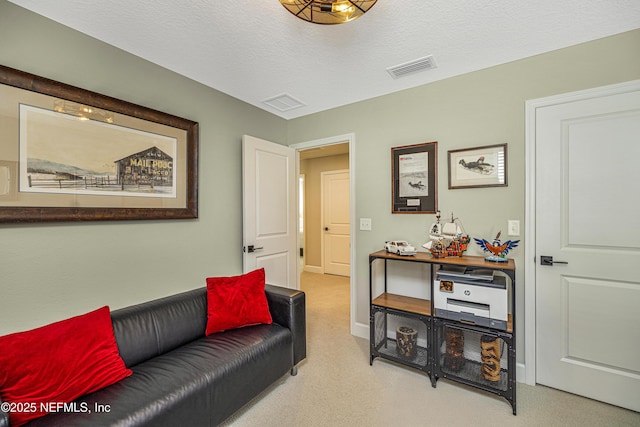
xmin=223 ymin=272 xmax=639 ymax=427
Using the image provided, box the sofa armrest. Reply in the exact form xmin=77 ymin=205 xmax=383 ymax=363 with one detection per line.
xmin=265 ymin=284 xmax=306 ymax=366
xmin=0 ymin=398 xmax=9 ymax=427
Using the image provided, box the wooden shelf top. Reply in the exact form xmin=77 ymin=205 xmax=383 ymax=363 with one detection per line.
xmin=369 ymin=249 xmax=515 ymax=270
xmin=372 ymin=293 xmax=431 ymax=316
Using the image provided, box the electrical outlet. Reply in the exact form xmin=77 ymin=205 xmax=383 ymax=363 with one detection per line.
xmin=508 ymin=220 xmax=520 ymax=236
xmin=360 ymin=218 xmax=372 ymax=231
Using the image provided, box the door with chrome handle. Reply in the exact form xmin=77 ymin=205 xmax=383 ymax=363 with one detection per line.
xmin=540 ymin=255 xmax=568 ymax=266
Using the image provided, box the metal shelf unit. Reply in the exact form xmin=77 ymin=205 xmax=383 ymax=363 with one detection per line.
xmin=371 ymin=305 xmax=431 ymax=376
xmin=369 ymin=250 xmax=517 ymax=415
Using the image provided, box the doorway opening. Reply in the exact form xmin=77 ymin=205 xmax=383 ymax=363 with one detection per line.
xmin=298 ymin=143 xmax=349 ymax=276
xmin=291 ymin=133 xmax=362 ymax=338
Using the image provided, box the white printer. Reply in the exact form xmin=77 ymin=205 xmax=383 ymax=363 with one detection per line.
xmin=434 ymin=266 xmax=508 ymax=330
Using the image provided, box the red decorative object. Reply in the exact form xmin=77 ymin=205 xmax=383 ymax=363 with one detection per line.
xmin=205 ymin=268 xmax=273 ymax=335
xmin=0 ymin=307 xmax=132 ymax=426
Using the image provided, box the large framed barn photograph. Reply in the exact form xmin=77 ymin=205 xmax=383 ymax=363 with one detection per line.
xmin=0 ymin=65 xmax=198 ymax=223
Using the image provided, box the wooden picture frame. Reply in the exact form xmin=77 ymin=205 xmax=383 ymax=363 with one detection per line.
xmin=391 ymin=141 xmax=437 ymax=214
xmin=0 ymin=65 xmax=198 ymax=223
xmin=448 ymin=143 xmax=507 ymax=189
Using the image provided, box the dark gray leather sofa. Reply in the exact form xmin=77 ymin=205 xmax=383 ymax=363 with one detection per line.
xmin=0 ymin=284 xmax=305 ymax=427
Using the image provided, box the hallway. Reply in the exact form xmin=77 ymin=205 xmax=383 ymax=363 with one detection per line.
xmin=299 ymin=271 xmax=350 ymax=329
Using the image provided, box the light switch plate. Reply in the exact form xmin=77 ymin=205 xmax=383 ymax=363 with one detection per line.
xmin=508 ymin=220 xmax=520 ymax=236
xmin=360 ymin=218 xmax=372 ymax=231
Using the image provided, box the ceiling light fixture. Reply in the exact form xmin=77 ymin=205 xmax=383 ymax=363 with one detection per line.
xmin=279 ymin=1 xmax=377 ymax=25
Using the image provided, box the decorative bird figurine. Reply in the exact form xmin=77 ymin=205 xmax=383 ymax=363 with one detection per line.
xmin=473 ymin=232 xmax=519 ymax=262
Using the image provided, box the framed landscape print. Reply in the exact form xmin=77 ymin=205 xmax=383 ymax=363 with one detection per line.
xmin=391 ymin=141 xmax=437 ymax=214
xmin=0 ymin=65 xmax=199 ymax=223
xmin=447 ymin=143 xmax=507 ymax=189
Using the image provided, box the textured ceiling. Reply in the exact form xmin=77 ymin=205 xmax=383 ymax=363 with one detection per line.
xmin=8 ymin=0 xmax=640 ymax=120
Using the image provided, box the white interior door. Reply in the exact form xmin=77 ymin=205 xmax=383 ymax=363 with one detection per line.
xmin=535 ymin=83 xmax=640 ymax=411
xmin=242 ymin=135 xmax=297 ymax=289
xmin=322 ymin=170 xmax=350 ymax=277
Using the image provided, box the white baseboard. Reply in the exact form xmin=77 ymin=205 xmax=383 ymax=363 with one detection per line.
xmin=351 ymin=321 xmax=369 ymax=339
xmin=517 ymin=362 xmax=527 ymax=384
xmin=304 ymin=265 xmax=323 ymax=274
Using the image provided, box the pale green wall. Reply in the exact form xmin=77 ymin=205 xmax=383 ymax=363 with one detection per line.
xmin=287 ymin=29 xmax=640 ymax=362
xmin=1 ymin=0 xmax=639 ymax=368
xmin=0 ymin=1 xmax=287 ymax=334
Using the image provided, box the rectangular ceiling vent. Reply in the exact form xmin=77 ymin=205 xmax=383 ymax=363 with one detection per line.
xmin=263 ymin=93 xmax=305 ymax=112
xmin=387 ymin=55 xmax=437 ymax=79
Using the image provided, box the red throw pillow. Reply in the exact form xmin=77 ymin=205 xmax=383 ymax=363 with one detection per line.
xmin=0 ymin=306 xmax=132 ymax=426
xmin=206 ymin=268 xmax=273 ymax=335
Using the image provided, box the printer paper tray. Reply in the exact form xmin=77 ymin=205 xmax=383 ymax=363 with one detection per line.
xmin=436 ymin=309 xmax=508 ymax=331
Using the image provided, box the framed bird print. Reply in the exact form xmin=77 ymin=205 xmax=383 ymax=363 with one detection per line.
xmin=447 ymin=143 xmax=507 ymax=189
xmin=391 ymin=141 xmax=437 ymax=214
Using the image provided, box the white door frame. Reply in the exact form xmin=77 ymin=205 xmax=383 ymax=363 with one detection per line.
xmin=291 ymin=133 xmax=363 ymax=337
xmin=524 ymin=79 xmax=640 ymax=386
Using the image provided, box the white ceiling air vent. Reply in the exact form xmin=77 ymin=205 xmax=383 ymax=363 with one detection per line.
xmin=386 ymin=55 xmax=437 ymax=79
xmin=262 ymin=94 xmax=306 ymax=112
